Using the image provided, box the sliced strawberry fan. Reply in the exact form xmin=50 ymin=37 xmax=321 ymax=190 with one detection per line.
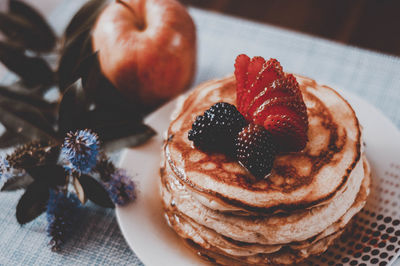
xmin=234 ymin=54 xmax=309 ymax=152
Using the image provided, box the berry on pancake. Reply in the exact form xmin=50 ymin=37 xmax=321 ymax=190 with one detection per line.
xmin=188 ymin=102 xmax=247 ymax=155
xmin=235 ymin=124 xmax=277 ymax=179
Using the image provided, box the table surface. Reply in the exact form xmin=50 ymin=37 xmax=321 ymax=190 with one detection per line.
xmin=182 ymin=0 xmax=400 ymax=57
xmin=0 ymin=1 xmax=400 ymax=265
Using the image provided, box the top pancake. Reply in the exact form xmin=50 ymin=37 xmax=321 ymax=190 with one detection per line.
xmin=165 ymin=74 xmax=361 ymax=213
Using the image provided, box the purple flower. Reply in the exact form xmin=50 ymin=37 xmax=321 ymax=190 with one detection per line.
xmin=62 ymin=129 xmax=99 ymax=174
xmin=46 ymin=190 xmax=81 ymax=251
xmin=103 ymin=170 xmax=136 ymax=206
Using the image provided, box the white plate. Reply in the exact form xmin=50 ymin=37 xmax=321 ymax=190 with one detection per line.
xmin=116 ymin=89 xmax=400 ymax=266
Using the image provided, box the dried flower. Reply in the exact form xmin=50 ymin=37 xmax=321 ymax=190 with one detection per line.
xmin=7 ymin=140 xmax=59 ymax=169
xmin=103 ymin=170 xmax=136 ymax=206
xmin=62 ymin=129 xmax=99 ymax=174
xmin=46 ymin=190 xmax=81 ymax=252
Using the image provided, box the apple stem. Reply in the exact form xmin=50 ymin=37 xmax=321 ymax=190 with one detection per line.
xmin=116 ymin=0 xmax=146 ymax=30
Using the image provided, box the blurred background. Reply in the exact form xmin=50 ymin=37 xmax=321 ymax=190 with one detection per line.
xmin=181 ymin=0 xmax=400 ymax=57
xmin=1 ymin=0 xmax=399 ymax=57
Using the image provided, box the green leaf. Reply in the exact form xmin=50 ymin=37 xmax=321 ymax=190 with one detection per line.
xmin=9 ymin=0 xmax=56 ymax=52
xmin=1 ymin=173 xmax=34 ymax=191
xmin=80 ymin=52 xmax=142 ymax=116
xmin=57 ymin=79 xmax=89 ymax=135
xmin=0 ymin=84 xmax=56 ymax=111
xmin=57 ymin=53 xmax=155 ymax=147
xmin=0 ymin=41 xmax=54 ymax=87
xmin=26 ymin=165 xmax=67 ymax=188
xmin=64 ymin=0 xmax=107 ymax=41
xmin=0 ymin=96 xmax=57 ymax=142
xmin=16 ymin=180 xmax=49 ymax=224
xmin=0 ymin=12 xmax=53 ymax=52
xmin=5 ymin=82 xmax=58 ymax=124
xmin=77 ymin=53 xmax=149 ymax=140
xmin=58 ymin=0 xmax=108 ymax=90
xmin=57 ymin=29 xmax=92 ymax=91
xmin=79 ymin=175 xmax=114 ymax=208
xmin=0 ymin=88 xmax=55 ymax=151
xmin=73 ymin=51 xmax=100 ymax=83
xmin=2 ymin=80 xmax=51 ymax=99
xmin=0 ymin=82 xmax=58 ymax=134
xmin=60 ymin=105 xmax=155 ymax=148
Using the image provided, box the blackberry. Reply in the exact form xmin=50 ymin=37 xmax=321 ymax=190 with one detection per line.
xmin=235 ymin=124 xmax=277 ymax=179
xmin=188 ymin=102 xmax=247 ymax=155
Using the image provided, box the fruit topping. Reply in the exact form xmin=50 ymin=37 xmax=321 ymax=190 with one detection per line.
xmin=187 ymin=55 xmax=309 ymax=181
xmin=235 ymin=124 xmax=277 ymax=179
xmin=188 ymin=102 xmax=247 ymax=155
xmin=234 ymin=55 xmax=308 ymax=152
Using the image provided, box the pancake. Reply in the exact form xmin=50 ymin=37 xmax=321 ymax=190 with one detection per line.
xmin=165 ymin=74 xmax=361 ymax=214
xmin=182 ymin=230 xmax=344 ymax=266
xmin=182 ymin=228 xmax=343 ymax=266
xmin=160 ymin=159 xmax=370 ymax=265
xmin=160 ymin=73 xmax=370 ymax=265
xmin=161 ymin=156 xmax=370 ymax=246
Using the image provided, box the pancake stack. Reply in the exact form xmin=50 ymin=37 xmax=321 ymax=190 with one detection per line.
xmin=160 ymin=75 xmax=371 ymax=265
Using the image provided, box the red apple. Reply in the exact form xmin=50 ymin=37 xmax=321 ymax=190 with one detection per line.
xmin=92 ymin=0 xmax=196 ymax=107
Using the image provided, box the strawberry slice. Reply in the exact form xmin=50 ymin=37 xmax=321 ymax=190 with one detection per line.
xmin=259 ymin=100 xmax=308 ymax=152
xmin=239 ymin=56 xmax=266 ymax=118
xmin=234 ymin=54 xmax=250 ymax=112
xmin=244 ymin=59 xmax=284 ymax=119
xmin=252 ymin=96 xmax=306 ymax=125
xmin=272 ymin=74 xmax=303 ymax=99
xmin=264 ymin=113 xmax=308 ymax=152
xmin=247 ymin=57 xmax=266 ymax=87
xmin=247 ymin=89 xmax=291 ymax=122
xmin=234 ymin=55 xmax=309 ymax=152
